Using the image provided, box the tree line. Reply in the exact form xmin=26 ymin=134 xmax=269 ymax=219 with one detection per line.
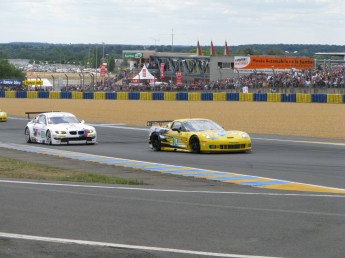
xmin=0 ymin=42 xmax=344 ymax=79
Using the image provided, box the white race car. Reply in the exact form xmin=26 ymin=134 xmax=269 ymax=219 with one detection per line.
xmin=24 ymin=111 xmax=97 ymax=145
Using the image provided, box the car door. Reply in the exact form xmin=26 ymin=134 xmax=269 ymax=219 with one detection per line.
xmin=33 ymin=115 xmax=47 ymax=143
xmin=169 ymin=121 xmax=188 ymax=149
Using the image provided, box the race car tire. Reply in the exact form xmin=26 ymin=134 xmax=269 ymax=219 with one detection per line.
xmin=46 ymin=130 xmax=52 ymax=145
xmin=190 ymin=136 xmax=200 ymax=153
xmin=151 ymin=133 xmax=161 ymax=151
xmin=25 ymin=127 xmax=32 ymax=143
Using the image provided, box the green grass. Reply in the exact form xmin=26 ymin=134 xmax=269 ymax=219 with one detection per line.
xmin=0 ymin=156 xmax=143 ymax=185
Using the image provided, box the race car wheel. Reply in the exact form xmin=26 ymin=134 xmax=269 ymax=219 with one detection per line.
xmin=46 ymin=130 xmax=52 ymax=145
xmin=151 ymin=133 xmax=161 ymax=151
xmin=190 ymin=136 xmax=200 ymax=153
xmin=25 ymin=127 xmax=32 ymax=143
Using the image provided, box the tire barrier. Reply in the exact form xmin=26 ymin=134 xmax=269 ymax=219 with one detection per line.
xmin=226 ymin=93 xmax=239 ymax=101
xmin=296 ymin=93 xmax=311 ymax=103
xmin=213 ymin=92 xmax=226 ymax=101
xmin=254 ymin=93 xmax=267 ymax=102
xmin=38 ymin=91 xmax=49 ymax=99
xmin=239 ymin=93 xmax=253 ymax=102
xmin=60 ymin=91 xmax=72 ymax=99
xmin=201 ymin=92 xmax=213 ymax=101
xmin=128 ymin=92 xmax=140 ymax=100
xmin=311 ymin=94 xmax=327 ymax=103
xmin=139 ymin=92 xmax=152 ymax=100
xmin=152 ymin=92 xmax=164 ymax=100
xmin=267 ymin=93 xmax=281 ymax=102
xmin=105 ymin=92 xmax=116 ymax=100
xmin=83 ymin=92 xmax=94 ymax=100
xmin=93 ymin=92 xmax=105 ymax=100
xmin=164 ymin=92 xmax=176 ymax=101
xmin=72 ymin=92 xmax=83 ymax=99
xmin=0 ymin=91 xmax=344 ymax=104
xmin=188 ymin=92 xmax=201 ymax=101
xmin=281 ymin=93 xmax=297 ymax=103
xmin=15 ymin=91 xmax=27 ymax=98
xmin=49 ymin=91 xmax=60 ymax=99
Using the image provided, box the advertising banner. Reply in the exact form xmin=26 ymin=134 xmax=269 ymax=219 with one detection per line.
xmin=176 ymin=71 xmax=182 ymax=85
xmin=160 ymin=63 xmax=165 ymax=78
xmin=234 ymin=56 xmax=314 ymax=71
xmin=0 ymin=79 xmax=22 ymax=86
xmin=100 ymin=64 xmax=107 ymax=77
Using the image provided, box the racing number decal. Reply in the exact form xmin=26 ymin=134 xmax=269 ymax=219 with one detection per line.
xmin=172 ymin=138 xmax=179 ymax=147
xmin=40 ymin=130 xmax=46 ymax=138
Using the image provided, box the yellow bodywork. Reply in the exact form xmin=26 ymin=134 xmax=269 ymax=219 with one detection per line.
xmin=0 ymin=110 xmax=7 ymax=122
xmin=149 ymin=118 xmax=251 ymax=153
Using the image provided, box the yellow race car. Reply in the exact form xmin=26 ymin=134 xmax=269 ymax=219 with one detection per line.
xmin=148 ymin=118 xmax=251 ymax=153
xmin=0 ymin=110 xmax=7 ymax=122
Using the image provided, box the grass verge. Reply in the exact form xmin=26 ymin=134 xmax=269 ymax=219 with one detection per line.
xmin=0 ymin=156 xmax=143 ymax=185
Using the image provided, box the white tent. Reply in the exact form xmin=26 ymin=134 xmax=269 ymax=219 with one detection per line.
xmin=42 ymin=78 xmax=53 ymax=89
xmin=131 ymin=64 xmax=156 ymax=82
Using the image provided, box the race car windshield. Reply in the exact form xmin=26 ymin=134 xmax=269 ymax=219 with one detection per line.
xmin=183 ymin=120 xmax=223 ymax=132
xmin=48 ymin=116 xmax=80 ymax=124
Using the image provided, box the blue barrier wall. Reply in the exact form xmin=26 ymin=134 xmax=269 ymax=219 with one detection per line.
xmin=38 ymin=91 xmax=49 ymax=98
xmin=16 ymin=91 xmax=27 ymax=98
xmin=83 ymin=92 xmax=94 ymax=99
xmin=61 ymin=91 xmax=72 ymax=99
xmin=176 ymin=92 xmax=188 ymax=101
xmin=128 ymin=92 xmax=140 ymax=100
xmin=254 ymin=93 xmax=267 ymax=102
xmin=226 ymin=93 xmax=239 ymax=101
xmin=281 ymin=93 xmax=296 ymax=102
xmin=105 ymin=92 xmax=116 ymax=100
xmin=201 ymin=92 xmax=213 ymax=101
xmin=311 ymin=94 xmax=327 ymax=103
xmin=152 ymin=92 xmax=164 ymax=100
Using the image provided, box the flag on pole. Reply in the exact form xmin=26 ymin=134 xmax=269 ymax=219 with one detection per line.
xmin=197 ymin=41 xmax=203 ymax=56
xmin=224 ymin=41 xmax=230 ymax=56
xmin=210 ymin=41 xmax=215 ymax=56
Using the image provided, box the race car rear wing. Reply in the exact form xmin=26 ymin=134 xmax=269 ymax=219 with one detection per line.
xmin=25 ymin=111 xmax=60 ymax=120
xmin=147 ymin=120 xmax=173 ymax=127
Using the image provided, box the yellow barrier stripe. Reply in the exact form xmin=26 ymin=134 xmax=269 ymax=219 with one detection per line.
xmin=260 ymin=183 xmax=345 ymax=194
xmin=94 ymin=92 xmax=105 ymax=100
xmin=117 ymin=92 xmax=128 ymax=100
xmin=327 ymin=94 xmax=343 ymax=104
xmin=164 ymin=92 xmax=176 ymax=101
xmin=267 ymin=93 xmax=280 ymax=102
xmin=27 ymin=91 xmax=38 ymax=98
xmin=239 ymin=93 xmax=253 ymax=102
xmin=296 ymin=93 xmax=311 ymax=103
xmin=213 ymin=92 xmax=226 ymax=101
xmin=188 ymin=92 xmax=201 ymax=101
xmin=140 ymin=92 xmax=152 ymax=100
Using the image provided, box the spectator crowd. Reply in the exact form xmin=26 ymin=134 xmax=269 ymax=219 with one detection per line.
xmin=1 ymin=65 xmax=344 ymax=93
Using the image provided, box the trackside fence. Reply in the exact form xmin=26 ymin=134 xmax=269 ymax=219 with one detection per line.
xmin=0 ymin=91 xmax=345 ymax=104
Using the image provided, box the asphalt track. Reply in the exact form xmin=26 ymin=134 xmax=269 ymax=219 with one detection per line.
xmin=1 ymin=117 xmax=345 ymax=257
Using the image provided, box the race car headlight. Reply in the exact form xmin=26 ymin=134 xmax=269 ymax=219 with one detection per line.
xmin=202 ymin=133 xmax=212 ymax=139
xmin=241 ymin=133 xmax=250 ymax=139
xmin=86 ymin=129 xmax=95 ymax=134
xmin=55 ymin=131 xmax=66 ymax=134
xmin=202 ymin=133 xmax=217 ymax=140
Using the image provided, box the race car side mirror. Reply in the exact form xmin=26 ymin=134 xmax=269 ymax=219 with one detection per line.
xmin=81 ymin=120 xmax=85 ymax=124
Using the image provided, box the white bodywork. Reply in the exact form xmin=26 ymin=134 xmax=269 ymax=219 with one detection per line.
xmin=24 ymin=112 xmax=97 ymax=145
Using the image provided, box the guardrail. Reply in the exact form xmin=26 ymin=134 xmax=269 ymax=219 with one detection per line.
xmin=0 ymin=91 xmax=344 ymax=104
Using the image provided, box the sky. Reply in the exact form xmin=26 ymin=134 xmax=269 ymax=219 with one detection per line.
xmin=1 ymin=0 xmax=345 ymax=47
